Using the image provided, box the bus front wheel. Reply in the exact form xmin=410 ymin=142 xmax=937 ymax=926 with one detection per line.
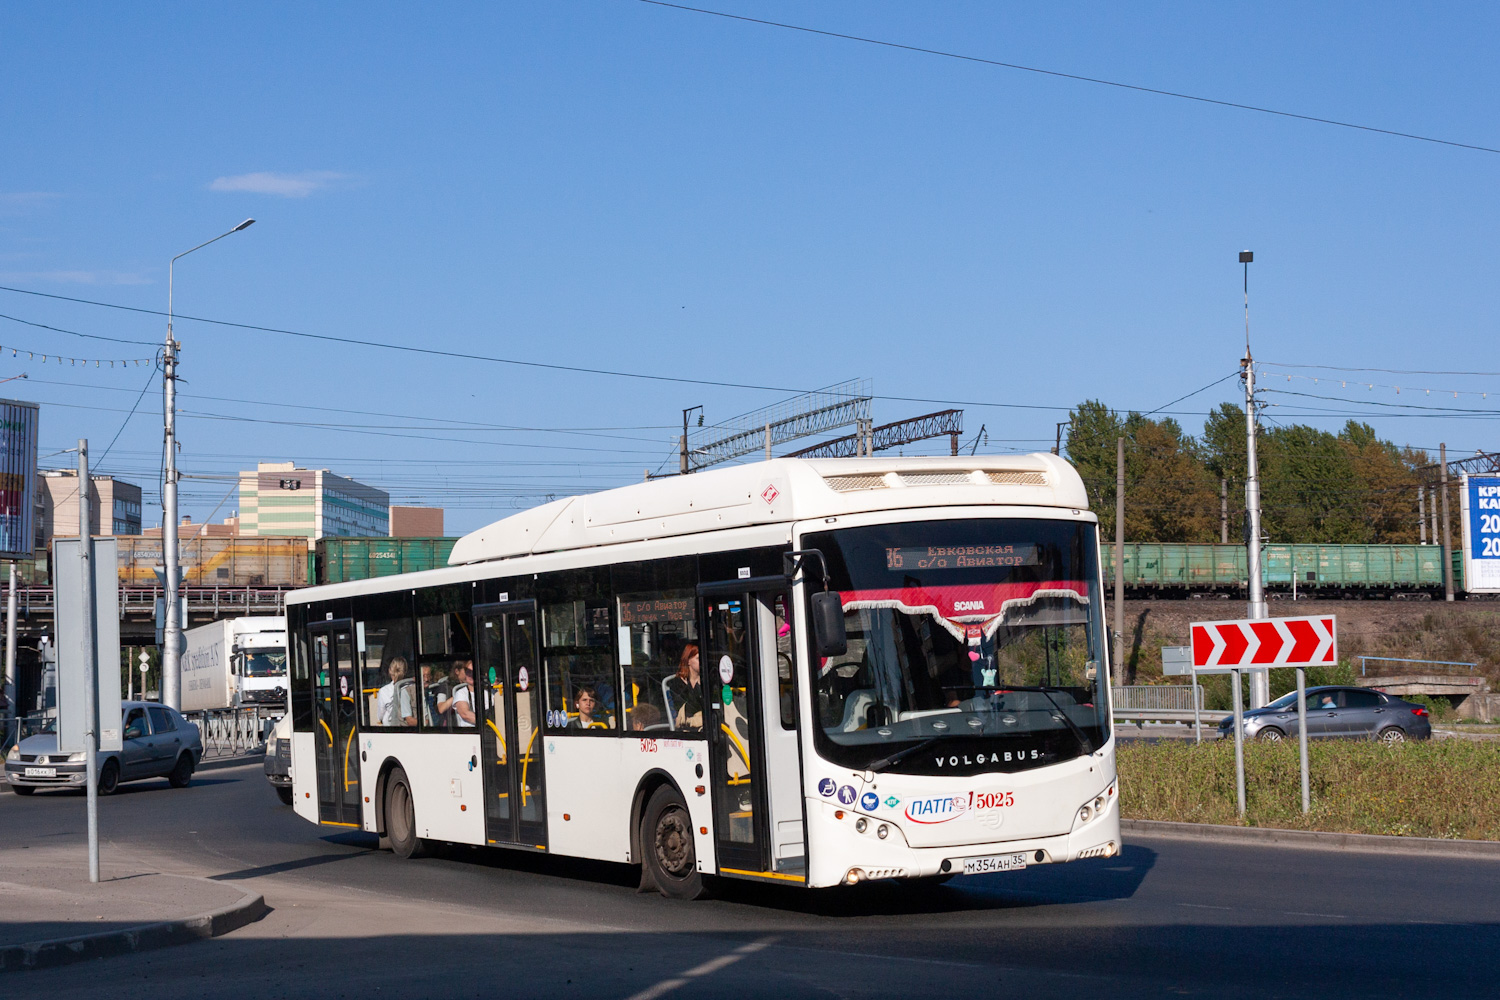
xmin=642 ymin=785 xmax=706 ymax=900
xmin=385 ymin=767 xmax=429 ymax=859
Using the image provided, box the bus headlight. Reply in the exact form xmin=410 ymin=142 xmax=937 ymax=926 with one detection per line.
xmin=877 ymin=824 xmax=889 ymax=840
xmin=854 ymin=817 xmax=867 ymax=833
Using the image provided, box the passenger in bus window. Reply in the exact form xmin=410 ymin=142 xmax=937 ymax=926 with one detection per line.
xmin=569 ymin=686 xmax=603 ymax=729
xmin=378 ymin=657 xmax=417 ymax=728
xmin=666 ymin=643 xmax=703 ymax=733
xmin=630 ymin=702 xmax=664 ymax=731
xmin=448 ymin=659 xmax=476 ymax=728
xmin=421 ymin=663 xmax=451 ymax=728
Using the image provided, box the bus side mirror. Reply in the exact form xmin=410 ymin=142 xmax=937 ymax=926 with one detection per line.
xmin=811 ymin=591 xmax=848 ymax=658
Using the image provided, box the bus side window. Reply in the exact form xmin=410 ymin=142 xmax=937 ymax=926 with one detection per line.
xmin=617 ymin=591 xmax=695 ymax=734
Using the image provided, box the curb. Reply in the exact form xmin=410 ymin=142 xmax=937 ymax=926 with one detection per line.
xmin=0 ymin=878 xmax=269 ymax=973
xmin=1123 ymin=818 xmax=1500 ymax=860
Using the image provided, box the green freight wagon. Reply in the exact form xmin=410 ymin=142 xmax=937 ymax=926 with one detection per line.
xmin=314 ymin=537 xmax=458 ymax=585
xmin=1100 ymin=542 xmax=1448 ymax=595
xmin=1100 ymin=543 xmax=1246 ymax=592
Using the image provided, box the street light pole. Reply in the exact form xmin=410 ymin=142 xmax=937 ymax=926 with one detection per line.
xmin=162 ymin=219 xmax=254 ymax=711
xmin=1240 ymin=250 xmax=1268 ymax=710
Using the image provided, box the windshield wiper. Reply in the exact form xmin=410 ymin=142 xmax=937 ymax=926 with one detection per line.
xmin=1032 ymin=683 xmax=1092 ymax=755
xmin=867 ymin=736 xmax=944 ymax=773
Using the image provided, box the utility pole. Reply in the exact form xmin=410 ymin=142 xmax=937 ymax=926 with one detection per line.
xmin=1441 ymin=443 xmax=1454 ymax=602
xmin=1113 ymin=436 xmax=1125 ymax=681
xmin=1054 ymin=421 xmax=1070 ymax=456
xmin=78 ymin=440 xmax=100 ymax=882
xmin=1220 ymin=478 xmax=1228 ymax=544
xmin=162 ymin=218 xmax=254 ymax=711
xmin=1240 ymin=250 xmax=1268 ymax=709
xmin=1418 ymin=486 xmax=1427 ymax=544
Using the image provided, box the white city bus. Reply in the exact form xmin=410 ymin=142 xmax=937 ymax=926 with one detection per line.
xmin=284 ymin=455 xmax=1118 ymax=897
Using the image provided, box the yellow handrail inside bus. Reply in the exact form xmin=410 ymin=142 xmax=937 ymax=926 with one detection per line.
xmin=720 ymin=722 xmax=751 ymax=775
xmin=520 ymin=727 xmax=539 ymax=807
xmin=485 ymin=718 xmax=508 ymax=758
xmin=343 ymin=728 xmax=358 ymax=789
xmin=318 ymin=718 xmax=334 ymax=743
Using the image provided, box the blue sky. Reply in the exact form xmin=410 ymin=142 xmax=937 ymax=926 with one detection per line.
xmin=3 ymin=2 xmax=1496 ymax=533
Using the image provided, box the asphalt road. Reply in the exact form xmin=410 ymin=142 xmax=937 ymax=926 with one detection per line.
xmin=4 ymin=762 xmax=1499 ymax=999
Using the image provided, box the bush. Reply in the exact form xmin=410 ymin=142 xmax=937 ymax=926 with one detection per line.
xmin=1118 ymin=738 xmax=1500 ymax=840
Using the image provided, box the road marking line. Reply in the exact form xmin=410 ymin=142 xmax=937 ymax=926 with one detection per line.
xmin=623 ymin=935 xmax=777 ymax=1000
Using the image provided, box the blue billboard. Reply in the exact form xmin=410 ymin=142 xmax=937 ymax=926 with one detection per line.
xmin=1461 ymin=474 xmax=1500 ymax=594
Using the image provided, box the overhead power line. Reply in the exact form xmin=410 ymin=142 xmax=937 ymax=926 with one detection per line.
xmin=638 ymin=1 xmax=1500 ymax=156
xmin=1264 ymin=361 xmax=1500 ymax=377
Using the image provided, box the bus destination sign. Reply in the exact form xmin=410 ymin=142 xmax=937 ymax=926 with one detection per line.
xmin=885 ymin=544 xmax=1040 ymax=571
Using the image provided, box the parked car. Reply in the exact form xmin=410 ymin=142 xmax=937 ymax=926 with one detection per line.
xmin=1218 ymin=685 xmax=1432 ymax=744
xmin=4 ymin=701 xmax=203 ymax=795
xmin=263 ymin=714 xmax=293 ymax=804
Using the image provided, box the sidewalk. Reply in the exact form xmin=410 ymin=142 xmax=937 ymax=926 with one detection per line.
xmin=0 ymin=846 xmax=266 ymax=972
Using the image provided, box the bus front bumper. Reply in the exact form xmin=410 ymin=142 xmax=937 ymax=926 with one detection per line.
xmin=806 ymin=797 xmax=1121 ymax=887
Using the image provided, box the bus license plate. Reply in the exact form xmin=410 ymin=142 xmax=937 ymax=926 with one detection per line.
xmin=24 ymin=767 xmax=56 ymax=777
xmin=963 ymin=853 xmax=1027 ymax=875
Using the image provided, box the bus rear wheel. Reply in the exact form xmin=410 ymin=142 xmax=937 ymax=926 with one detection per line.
xmin=643 ymin=785 xmax=705 ymax=900
xmin=385 ymin=767 xmax=429 ymax=859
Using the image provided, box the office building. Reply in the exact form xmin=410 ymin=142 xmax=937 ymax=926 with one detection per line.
xmin=39 ymin=470 xmax=142 ymax=540
xmin=237 ymin=462 xmax=389 ymax=539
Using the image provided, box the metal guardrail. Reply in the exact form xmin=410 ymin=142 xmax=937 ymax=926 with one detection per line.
xmin=1112 ymin=684 xmax=1207 ymax=724
xmin=185 ymin=707 xmax=277 ymax=758
xmin=1359 ymin=656 xmax=1479 ymax=677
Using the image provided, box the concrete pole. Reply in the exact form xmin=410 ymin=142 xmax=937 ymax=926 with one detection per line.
xmin=1113 ymin=436 xmax=1125 ymax=681
xmin=1430 ymin=484 xmax=1439 ymax=549
xmin=162 ymin=324 xmax=182 ymax=710
xmin=1241 ymin=251 xmax=1267 ymax=709
xmin=1441 ymin=443 xmax=1454 ymax=602
xmin=1418 ymin=486 xmax=1427 ymax=544
xmin=78 ymin=440 xmax=100 ymax=883
xmin=1220 ymin=478 xmax=1228 ymax=544
xmin=764 ymin=422 xmax=771 ymax=462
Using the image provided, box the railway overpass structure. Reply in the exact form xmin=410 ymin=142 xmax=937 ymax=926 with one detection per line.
xmin=3 ymin=583 xmax=292 ymax=644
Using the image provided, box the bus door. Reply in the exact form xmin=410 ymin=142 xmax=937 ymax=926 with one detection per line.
xmin=309 ymin=622 xmax=361 ymax=826
xmin=700 ymin=578 xmax=803 ymax=878
xmin=473 ymin=602 xmax=548 ymax=849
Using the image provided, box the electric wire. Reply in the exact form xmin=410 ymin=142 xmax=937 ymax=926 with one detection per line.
xmin=638 ymin=1 xmax=1500 ymax=156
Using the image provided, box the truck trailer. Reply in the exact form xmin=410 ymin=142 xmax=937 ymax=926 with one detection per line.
xmin=181 ymin=616 xmax=289 ymax=714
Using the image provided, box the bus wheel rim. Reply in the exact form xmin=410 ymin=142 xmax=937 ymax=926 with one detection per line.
xmin=655 ymin=806 xmax=692 ymax=876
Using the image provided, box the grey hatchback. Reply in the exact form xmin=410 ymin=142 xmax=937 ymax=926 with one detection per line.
xmin=4 ymin=701 xmax=203 ymax=795
xmin=1218 ymin=685 xmax=1432 ymax=744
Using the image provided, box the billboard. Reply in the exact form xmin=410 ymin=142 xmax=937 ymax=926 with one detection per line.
xmin=1460 ymin=474 xmax=1500 ymax=594
xmin=0 ymin=398 xmax=38 ymax=560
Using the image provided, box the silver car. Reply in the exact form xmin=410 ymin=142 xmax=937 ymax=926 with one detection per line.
xmin=1218 ymin=685 xmax=1433 ymax=744
xmin=4 ymin=701 xmax=203 ymax=795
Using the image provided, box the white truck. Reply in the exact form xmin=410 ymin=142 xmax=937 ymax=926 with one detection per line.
xmin=181 ymin=616 xmax=289 ymax=715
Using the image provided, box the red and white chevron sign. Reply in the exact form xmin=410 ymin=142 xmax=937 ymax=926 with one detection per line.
xmin=1190 ymin=615 xmax=1337 ymax=669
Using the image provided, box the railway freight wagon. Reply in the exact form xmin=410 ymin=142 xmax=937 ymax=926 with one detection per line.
xmin=115 ymin=536 xmax=311 ymax=588
xmin=312 ymin=536 xmax=456 ymax=585
xmin=1101 ymin=542 xmax=1449 ymax=596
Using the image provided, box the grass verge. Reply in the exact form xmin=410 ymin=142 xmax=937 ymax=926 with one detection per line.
xmin=1118 ymin=738 xmax=1500 ymax=840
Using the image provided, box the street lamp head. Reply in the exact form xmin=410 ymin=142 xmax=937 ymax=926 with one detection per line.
xmin=1238 ymin=251 xmax=1253 ymax=263
xmin=232 ymin=218 xmax=256 ymax=232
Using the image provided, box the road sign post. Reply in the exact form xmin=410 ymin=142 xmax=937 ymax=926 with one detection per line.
xmin=1191 ymin=614 xmax=1336 ymax=817
xmin=54 ymin=443 xmax=122 ymax=882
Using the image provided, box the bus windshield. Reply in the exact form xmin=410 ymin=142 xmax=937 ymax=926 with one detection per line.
xmin=241 ymin=649 xmax=288 ymax=678
xmin=801 ymin=517 xmax=1108 ymax=775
